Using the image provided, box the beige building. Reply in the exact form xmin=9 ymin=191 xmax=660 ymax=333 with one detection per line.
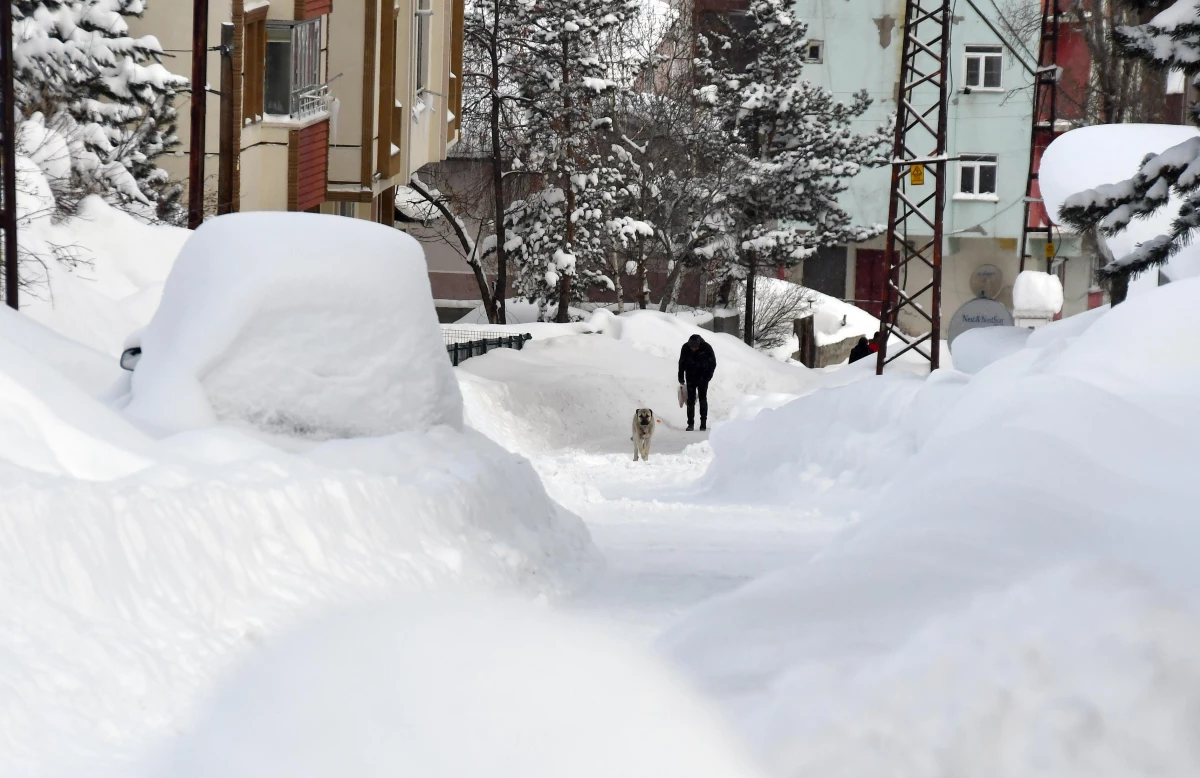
xmin=133 ymin=0 xmax=463 ymax=222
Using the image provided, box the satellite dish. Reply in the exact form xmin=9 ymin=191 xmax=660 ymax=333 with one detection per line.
xmin=970 ymin=263 xmax=1003 ymax=300
xmin=948 ymin=297 xmax=1013 ymax=350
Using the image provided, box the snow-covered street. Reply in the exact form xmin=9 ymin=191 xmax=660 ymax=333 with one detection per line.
xmin=532 ymin=430 xmax=842 ymax=641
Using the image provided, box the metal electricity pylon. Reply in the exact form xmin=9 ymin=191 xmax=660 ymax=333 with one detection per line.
xmin=876 ymin=0 xmax=953 ymax=374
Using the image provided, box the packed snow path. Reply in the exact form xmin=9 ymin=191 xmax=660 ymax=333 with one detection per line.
xmin=532 ymin=426 xmax=842 ymax=642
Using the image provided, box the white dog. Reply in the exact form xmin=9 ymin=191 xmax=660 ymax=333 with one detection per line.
xmin=631 ymin=408 xmax=655 ymax=462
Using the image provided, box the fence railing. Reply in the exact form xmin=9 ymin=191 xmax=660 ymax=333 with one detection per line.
xmin=443 ymin=328 xmax=532 ymax=367
xmin=293 ymin=83 xmax=331 ymax=121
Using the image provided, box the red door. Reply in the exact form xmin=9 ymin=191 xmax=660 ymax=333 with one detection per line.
xmin=854 ymin=249 xmax=886 ymax=319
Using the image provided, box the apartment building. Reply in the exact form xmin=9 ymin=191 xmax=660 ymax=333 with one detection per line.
xmin=132 ymin=0 xmax=463 ymax=223
xmin=786 ymin=0 xmax=1100 ymax=334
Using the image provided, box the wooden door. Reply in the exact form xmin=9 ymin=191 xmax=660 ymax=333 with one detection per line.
xmin=854 ymin=248 xmax=886 ymax=319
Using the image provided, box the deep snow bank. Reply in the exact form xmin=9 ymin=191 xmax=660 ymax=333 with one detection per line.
xmin=457 ymin=309 xmax=817 ymax=452
xmin=661 ymin=279 xmax=1200 ymax=777
xmin=142 ymin=596 xmax=764 ymax=778
xmin=126 ymin=213 xmax=462 ymax=437
xmin=12 ymin=114 xmax=188 ymax=357
xmin=0 ymin=215 xmax=597 ymax=776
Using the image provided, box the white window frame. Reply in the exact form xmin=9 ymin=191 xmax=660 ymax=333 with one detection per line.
xmin=963 ymin=44 xmax=1003 ymax=91
xmin=956 ymin=153 xmax=999 ymax=201
xmin=803 ymin=40 xmax=823 ymax=63
xmin=264 ymin=18 xmax=322 ymax=119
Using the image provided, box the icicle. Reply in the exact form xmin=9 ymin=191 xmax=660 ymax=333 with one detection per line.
xmin=328 ymin=96 xmax=341 ymax=145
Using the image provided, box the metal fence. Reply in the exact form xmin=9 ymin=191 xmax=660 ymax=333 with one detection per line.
xmin=443 ymin=328 xmax=532 ymax=367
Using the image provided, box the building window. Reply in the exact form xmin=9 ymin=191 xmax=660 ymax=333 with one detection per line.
xmin=335 ymin=200 xmax=356 ymax=218
xmin=264 ymin=19 xmax=322 ymax=117
xmin=244 ymin=12 xmax=268 ymax=122
xmin=416 ymin=0 xmax=432 ymax=93
xmin=964 ymin=44 xmax=1003 ymax=90
xmin=803 ymin=40 xmax=822 ymax=63
xmin=958 ymin=154 xmax=998 ymax=198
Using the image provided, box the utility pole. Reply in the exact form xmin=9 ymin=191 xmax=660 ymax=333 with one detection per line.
xmin=1018 ymin=0 xmax=1062 ymax=273
xmin=217 ymin=23 xmax=234 ymax=215
xmin=876 ymin=0 xmax=953 ymax=374
xmin=188 ymin=0 xmax=210 ymax=229
xmin=0 ymin=0 xmax=17 ymax=309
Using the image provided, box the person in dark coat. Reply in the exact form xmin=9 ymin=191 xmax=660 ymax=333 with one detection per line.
xmin=848 ymin=336 xmax=873 ymax=364
xmin=678 ymin=334 xmax=717 ymax=431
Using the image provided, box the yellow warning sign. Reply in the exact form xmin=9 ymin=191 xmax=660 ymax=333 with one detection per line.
xmin=909 ymin=164 xmax=925 ymax=186
xmin=1045 ymin=241 xmax=1056 ymax=259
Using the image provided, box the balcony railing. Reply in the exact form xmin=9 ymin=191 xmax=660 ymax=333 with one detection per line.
xmin=293 ymin=83 xmax=331 ymax=121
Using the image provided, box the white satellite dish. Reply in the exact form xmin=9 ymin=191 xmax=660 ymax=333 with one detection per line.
xmin=947 ymin=297 xmax=1013 ymax=350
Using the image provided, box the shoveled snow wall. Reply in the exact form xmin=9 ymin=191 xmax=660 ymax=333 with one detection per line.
xmin=456 ymin=309 xmax=818 ymax=453
xmin=661 ymin=278 xmax=1200 ymax=778
xmin=125 ymin=212 xmax=462 ymax=438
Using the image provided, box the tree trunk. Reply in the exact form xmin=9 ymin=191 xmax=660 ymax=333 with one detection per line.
xmin=555 ymin=38 xmax=572 ymax=324
xmin=743 ymin=252 xmax=757 ymax=346
xmin=612 ymin=249 xmax=625 ymax=314
xmin=1109 ymin=272 xmax=1129 ymax=306
xmin=489 ymin=0 xmax=506 ymax=324
xmin=658 ymin=259 xmax=683 ymax=312
xmin=636 ymin=245 xmax=648 ymax=310
xmin=717 ymin=276 xmax=733 ymax=307
xmin=409 ymin=177 xmax=496 ymax=323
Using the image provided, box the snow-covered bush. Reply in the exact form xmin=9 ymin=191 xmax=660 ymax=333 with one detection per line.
xmin=733 ymin=277 xmax=815 ymax=351
xmin=126 ymin=212 xmax=463 ymax=437
xmin=14 ymin=0 xmax=187 ymax=214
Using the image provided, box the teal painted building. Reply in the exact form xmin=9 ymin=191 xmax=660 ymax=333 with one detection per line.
xmin=790 ymin=0 xmax=1094 ymax=331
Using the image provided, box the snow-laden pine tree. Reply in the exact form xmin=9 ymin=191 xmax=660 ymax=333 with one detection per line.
xmin=596 ymin=6 xmax=736 ymax=313
xmin=697 ymin=0 xmax=889 ymax=344
xmin=13 ymin=0 xmax=187 ymax=217
xmin=1057 ymin=0 xmax=1200 ymax=304
xmin=505 ymin=0 xmax=635 ymax=321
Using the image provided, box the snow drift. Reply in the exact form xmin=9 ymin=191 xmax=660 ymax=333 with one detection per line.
xmin=12 ymin=119 xmax=188 ymax=356
xmin=0 ymin=212 xmax=597 ymax=777
xmin=142 ymin=596 xmax=765 ymax=778
xmin=456 ymin=308 xmax=817 ymax=453
xmin=125 ymin=212 xmax=462 ymax=437
xmin=662 ymin=278 xmax=1200 ymax=777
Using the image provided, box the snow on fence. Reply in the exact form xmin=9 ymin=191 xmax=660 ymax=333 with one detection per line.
xmin=442 ymin=328 xmax=533 ymax=366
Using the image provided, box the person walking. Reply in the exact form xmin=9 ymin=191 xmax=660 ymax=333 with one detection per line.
xmin=678 ymin=333 xmax=716 ymax=431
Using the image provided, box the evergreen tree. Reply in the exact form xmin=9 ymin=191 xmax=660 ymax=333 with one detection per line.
xmin=13 ymin=0 xmax=187 ymax=216
xmin=1058 ymin=0 xmax=1200 ymax=304
xmin=599 ymin=11 xmax=736 ymax=312
xmin=697 ymin=0 xmax=888 ymax=343
xmin=505 ymin=0 xmax=634 ymax=321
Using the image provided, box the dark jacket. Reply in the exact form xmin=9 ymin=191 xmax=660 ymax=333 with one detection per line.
xmin=678 ymin=339 xmax=717 ymax=385
xmin=848 ymin=340 xmax=873 ymax=364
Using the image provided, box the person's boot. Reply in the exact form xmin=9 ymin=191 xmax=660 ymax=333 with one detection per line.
xmin=686 ymin=423 xmax=694 ymax=431
xmin=699 ymin=420 xmax=707 ymax=431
